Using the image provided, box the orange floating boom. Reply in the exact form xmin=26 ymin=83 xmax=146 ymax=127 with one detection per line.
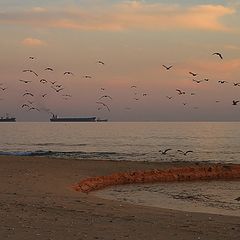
xmin=73 ymin=165 xmax=240 ymax=193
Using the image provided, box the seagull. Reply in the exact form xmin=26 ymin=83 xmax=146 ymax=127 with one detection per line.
xmin=212 ymin=52 xmax=223 ymax=59
xmin=131 ymin=85 xmax=137 ymax=89
xmin=177 ymin=150 xmax=193 ymax=156
xmin=189 ymin=72 xmax=197 ymax=77
xmin=143 ymin=93 xmax=147 ymax=96
xmin=62 ymin=94 xmax=72 ymax=97
xmin=28 ymin=107 xmax=40 ymax=112
xmin=134 ymin=98 xmax=139 ymax=101
xmin=45 ymin=67 xmax=54 ymax=71
xmin=64 ymin=71 xmax=74 ymax=75
xmin=204 ymin=78 xmax=209 ymax=82
xmin=22 ymin=69 xmax=38 ymax=77
xmin=50 ymin=81 xmax=56 ymax=85
xmin=42 ymin=94 xmax=47 ymax=98
xmin=159 ymin=149 xmax=172 ymax=155
xmin=55 ymin=85 xmax=62 ymax=88
xmin=40 ymin=79 xmax=48 ymax=84
xmin=162 ymin=65 xmax=173 ymax=70
xmin=232 ymin=100 xmax=239 ymax=105
xmin=21 ymin=104 xmax=29 ymax=108
xmin=166 ymin=96 xmax=173 ymax=100
xmin=29 ymin=56 xmax=36 ymax=60
xmin=100 ymin=88 xmax=105 ymax=91
xmin=99 ymin=95 xmax=112 ymax=100
xmin=190 ymin=93 xmax=195 ymax=96
xmin=176 ymin=89 xmax=185 ymax=95
xmin=233 ymin=82 xmax=240 ymax=86
xmin=19 ymin=79 xmax=32 ymax=84
xmin=193 ymin=79 xmax=203 ymax=84
xmin=23 ymin=92 xmax=34 ymax=97
xmin=0 ymin=87 xmax=7 ymax=91
xmin=96 ymin=101 xmax=110 ymax=112
xmin=183 ymin=103 xmax=187 ymax=106
xmin=218 ymin=80 xmax=228 ymax=84
xmin=83 ymin=75 xmax=92 ymax=78
xmin=98 ymin=60 xmax=105 ymax=65
xmin=51 ymin=86 xmax=64 ymax=92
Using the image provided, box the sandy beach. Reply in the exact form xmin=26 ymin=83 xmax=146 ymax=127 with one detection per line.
xmin=0 ymin=155 xmax=239 ymax=240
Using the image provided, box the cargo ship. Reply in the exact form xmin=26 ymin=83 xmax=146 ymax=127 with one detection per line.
xmin=0 ymin=114 xmax=16 ymax=122
xmin=50 ymin=115 xmax=96 ymax=122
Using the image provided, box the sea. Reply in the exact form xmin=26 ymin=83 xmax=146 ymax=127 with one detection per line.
xmin=0 ymin=122 xmax=239 ymax=216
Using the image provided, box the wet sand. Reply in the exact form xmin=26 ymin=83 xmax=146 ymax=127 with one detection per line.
xmin=0 ymin=155 xmax=239 ymax=240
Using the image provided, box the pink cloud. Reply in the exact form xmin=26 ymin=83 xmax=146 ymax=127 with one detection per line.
xmin=21 ymin=38 xmax=46 ymax=46
xmin=0 ymin=3 xmax=235 ymax=32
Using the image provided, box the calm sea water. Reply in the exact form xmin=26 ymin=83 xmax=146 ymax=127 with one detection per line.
xmin=1 ymin=122 xmax=239 ymax=215
xmin=0 ymin=122 xmax=240 ymax=164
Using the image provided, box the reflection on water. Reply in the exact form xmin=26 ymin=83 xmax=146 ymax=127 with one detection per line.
xmin=95 ymin=180 xmax=240 ymax=217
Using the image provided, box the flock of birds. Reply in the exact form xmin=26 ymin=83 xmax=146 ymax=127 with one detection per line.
xmin=0 ymin=51 xmax=240 ymax=119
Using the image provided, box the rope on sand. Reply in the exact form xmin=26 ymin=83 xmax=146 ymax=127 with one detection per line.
xmin=72 ymin=164 xmax=240 ymax=193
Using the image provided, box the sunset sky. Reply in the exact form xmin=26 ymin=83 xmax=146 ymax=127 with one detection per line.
xmin=1 ymin=0 xmax=240 ymax=121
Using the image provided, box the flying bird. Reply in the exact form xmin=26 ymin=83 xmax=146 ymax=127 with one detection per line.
xmin=22 ymin=69 xmax=38 ymax=77
xmin=162 ymin=65 xmax=173 ymax=70
xmin=28 ymin=107 xmax=40 ymax=112
xmin=131 ymin=85 xmax=137 ymax=89
xmin=177 ymin=150 xmax=193 ymax=156
xmin=83 ymin=75 xmax=92 ymax=79
xmin=40 ymin=79 xmax=48 ymax=84
xmin=193 ymin=79 xmax=203 ymax=84
xmin=232 ymin=100 xmax=239 ymax=105
xmin=50 ymin=81 xmax=56 ymax=85
xmin=96 ymin=101 xmax=110 ymax=112
xmin=212 ymin=52 xmax=223 ymax=59
xmin=45 ymin=67 xmax=54 ymax=71
xmin=19 ymin=79 xmax=32 ymax=84
xmin=143 ymin=93 xmax=147 ymax=96
xmin=0 ymin=87 xmax=7 ymax=91
xmin=21 ymin=104 xmax=29 ymax=108
xmin=23 ymin=92 xmax=34 ymax=97
xmin=51 ymin=86 xmax=64 ymax=92
xmin=42 ymin=94 xmax=47 ymax=98
xmin=166 ymin=96 xmax=173 ymax=100
xmin=64 ymin=71 xmax=74 ymax=75
xmin=176 ymin=89 xmax=185 ymax=95
xmin=99 ymin=95 xmax=112 ymax=100
xmin=189 ymin=72 xmax=197 ymax=77
xmin=233 ymin=82 xmax=240 ymax=86
xmin=100 ymin=88 xmax=105 ymax=91
xmin=159 ymin=149 xmax=172 ymax=155
xmin=218 ymin=80 xmax=228 ymax=84
xmin=98 ymin=60 xmax=105 ymax=65
xmin=29 ymin=56 xmax=36 ymax=60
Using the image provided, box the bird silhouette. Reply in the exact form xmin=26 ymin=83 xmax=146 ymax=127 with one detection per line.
xmin=40 ymin=79 xmax=48 ymax=84
xmin=193 ymin=79 xmax=203 ymax=84
xmin=131 ymin=85 xmax=137 ymax=88
xmin=99 ymin=95 xmax=112 ymax=100
xmin=166 ymin=96 xmax=173 ymax=99
xmin=218 ymin=80 xmax=228 ymax=84
xmin=177 ymin=150 xmax=193 ymax=155
xmin=42 ymin=94 xmax=47 ymax=98
xmin=98 ymin=60 xmax=105 ymax=65
xmin=64 ymin=71 xmax=74 ymax=75
xmin=233 ymin=82 xmax=240 ymax=86
xmin=22 ymin=69 xmax=38 ymax=77
xmin=96 ymin=101 xmax=110 ymax=112
xmin=212 ymin=52 xmax=223 ymax=59
xmin=45 ymin=67 xmax=54 ymax=71
xmin=23 ymin=92 xmax=34 ymax=97
xmin=159 ymin=149 xmax=172 ymax=155
xmin=29 ymin=56 xmax=36 ymax=60
xmin=50 ymin=81 xmax=56 ymax=85
xmin=189 ymin=72 xmax=197 ymax=76
xmin=0 ymin=87 xmax=7 ymax=91
xmin=83 ymin=75 xmax=92 ymax=78
xmin=232 ymin=100 xmax=239 ymax=105
xmin=19 ymin=79 xmax=32 ymax=84
xmin=21 ymin=104 xmax=29 ymax=108
xmin=28 ymin=107 xmax=40 ymax=112
xmin=176 ymin=89 xmax=185 ymax=95
xmin=143 ymin=93 xmax=147 ymax=96
xmin=162 ymin=65 xmax=173 ymax=70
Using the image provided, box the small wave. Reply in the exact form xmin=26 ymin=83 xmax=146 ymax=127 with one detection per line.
xmin=0 ymin=150 xmax=147 ymax=161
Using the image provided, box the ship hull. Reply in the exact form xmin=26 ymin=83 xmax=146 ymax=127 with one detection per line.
xmin=50 ymin=117 xmax=96 ymax=122
xmin=0 ymin=118 xmax=16 ymax=122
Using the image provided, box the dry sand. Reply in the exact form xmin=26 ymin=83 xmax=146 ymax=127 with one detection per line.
xmin=0 ymin=155 xmax=239 ymax=240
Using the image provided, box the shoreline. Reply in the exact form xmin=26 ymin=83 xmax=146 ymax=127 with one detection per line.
xmin=0 ymin=155 xmax=239 ymax=240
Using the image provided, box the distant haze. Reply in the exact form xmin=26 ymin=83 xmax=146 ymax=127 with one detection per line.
xmin=0 ymin=0 xmax=240 ymax=121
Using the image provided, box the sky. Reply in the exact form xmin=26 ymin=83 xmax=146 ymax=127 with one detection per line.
xmin=1 ymin=0 xmax=240 ymax=121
